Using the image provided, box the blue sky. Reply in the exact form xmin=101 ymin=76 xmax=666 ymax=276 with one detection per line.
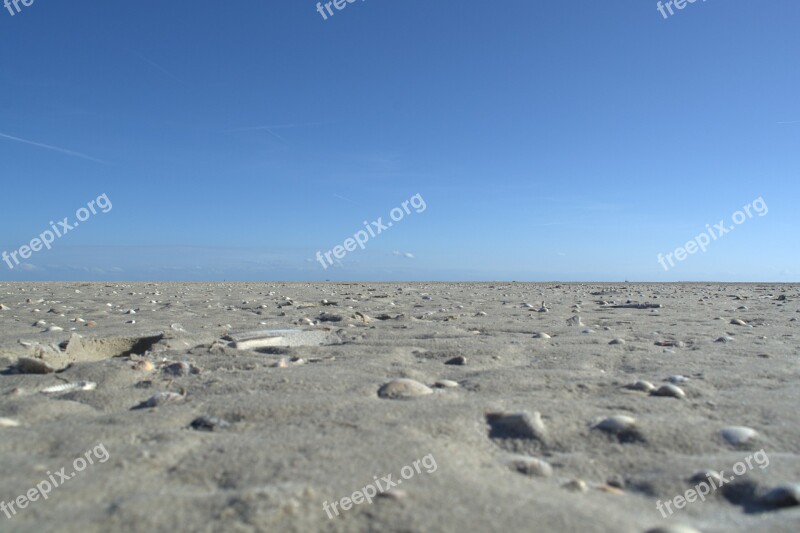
xmin=0 ymin=0 xmax=798 ymax=281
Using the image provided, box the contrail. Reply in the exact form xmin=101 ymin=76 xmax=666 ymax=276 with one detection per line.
xmin=0 ymin=132 xmax=105 ymax=163
xmin=134 ymin=52 xmax=184 ymax=83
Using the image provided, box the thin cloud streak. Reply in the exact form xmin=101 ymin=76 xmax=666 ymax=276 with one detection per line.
xmin=0 ymin=132 xmax=105 ymax=163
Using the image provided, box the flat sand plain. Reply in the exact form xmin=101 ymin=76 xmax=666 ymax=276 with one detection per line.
xmin=0 ymin=282 xmax=798 ymax=533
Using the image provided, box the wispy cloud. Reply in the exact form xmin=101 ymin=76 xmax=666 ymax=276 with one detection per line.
xmin=0 ymin=132 xmax=105 ymax=163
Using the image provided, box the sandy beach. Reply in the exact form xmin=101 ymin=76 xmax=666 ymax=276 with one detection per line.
xmin=0 ymin=282 xmax=797 ymax=532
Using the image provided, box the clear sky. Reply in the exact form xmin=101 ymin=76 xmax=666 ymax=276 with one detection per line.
xmin=1 ymin=0 xmax=798 ymax=282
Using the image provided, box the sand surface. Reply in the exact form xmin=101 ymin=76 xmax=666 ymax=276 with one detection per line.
xmin=0 ymin=282 xmax=798 ymax=533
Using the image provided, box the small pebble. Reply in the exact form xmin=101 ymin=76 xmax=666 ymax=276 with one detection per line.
xmin=715 ymin=336 xmax=735 ymax=343
xmin=651 ymin=384 xmax=686 ymax=399
xmin=566 ymin=316 xmax=584 ymax=327
xmin=433 ymin=380 xmax=459 ymax=388
xmin=730 ymin=318 xmax=747 ymax=326
xmin=593 ymin=415 xmax=636 ymax=435
xmin=506 ymin=456 xmax=553 ymax=477
xmin=445 ymin=356 xmax=466 ymax=366
xmin=486 ymin=411 xmax=546 ymax=440
xmin=135 ymin=391 xmax=185 ymax=409
xmin=609 ymin=338 xmax=626 ymax=345
xmin=627 ymin=380 xmax=655 ymax=393
xmin=562 ymin=479 xmax=588 ymax=493
xmin=377 ymin=379 xmax=433 ymax=399
xmin=644 ymin=526 xmax=702 ymax=533
xmin=45 ymin=326 xmax=63 ymax=332
xmin=721 ymin=426 xmax=758 ymax=446
xmin=759 ymin=484 xmax=800 ymax=509
xmin=666 ymin=375 xmax=690 ymax=383
xmin=190 ymin=415 xmax=230 ymax=432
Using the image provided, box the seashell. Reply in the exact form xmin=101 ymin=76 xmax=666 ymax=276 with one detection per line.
xmin=0 ymin=304 xmax=10 ymax=310
xmin=135 ymin=391 xmax=185 ymax=409
xmin=596 ymin=484 xmax=624 ymax=495
xmin=40 ymin=381 xmax=96 ymax=394
xmin=609 ymin=338 xmax=626 ymax=345
xmin=651 ymin=384 xmax=686 ymax=399
xmin=626 ymin=380 xmax=655 ymax=393
xmin=170 ymin=323 xmax=185 ymax=332
xmin=475 ymin=311 xmax=487 ymax=316
xmin=506 ymin=455 xmax=553 ymax=477
xmin=433 ymin=380 xmax=459 ymax=388
xmin=721 ymin=426 xmax=758 ymax=446
xmin=45 ymin=326 xmax=63 ymax=332
xmin=715 ymin=336 xmax=735 ymax=343
xmin=86 ymin=320 xmax=97 ymax=327
xmin=0 ymin=417 xmax=20 ymax=427
xmin=377 ymin=379 xmax=433 ymax=399
xmin=534 ymin=332 xmax=551 ymax=339
xmin=17 ymin=357 xmax=55 ymax=374
xmin=730 ymin=318 xmax=747 ymax=326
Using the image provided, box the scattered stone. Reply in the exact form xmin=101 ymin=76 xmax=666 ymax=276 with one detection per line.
xmin=190 ymin=415 xmax=230 ymax=432
xmin=607 ymin=303 xmax=662 ymax=309
xmin=651 ymin=384 xmax=686 ymax=399
xmin=655 ymin=340 xmax=685 ymax=348
xmin=609 ymin=338 xmax=626 ymax=345
xmin=445 ymin=356 xmax=466 ymax=366
xmin=566 ymin=316 xmax=584 ymax=327
xmin=690 ymin=470 xmax=723 ymax=486
xmin=562 ymin=479 xmax=588 ymax=493
xmin=644 ymin=526 xmax=702 ymax=533
xmin=721 ymin=426 xmax=758 ymax=446
xmin=377 ymin=379 xmax=433 ymax=400
xmin=627 ymin=380 xmax=655 ymax=393
xmin=134 ymin=391 xmax=185 ymax=409
xmin=759 ymin=484 xmax=800 ymax=509
xmin=133 ymin=360 xmax=155 ymax=372
xmin=163 ymin=362 xmax=201 ymax=377
xmin=596 ymin=484 xmax=624 ymax=495
xmin=666 ymin=375 xmax=690 ymax=383
xmin=506 ymin=456 xmax=553 ymax=477
xmin=486 ymin=411 xmax=547 ymax=440
xmin=593 ymin=415 xmax=638 ymax=440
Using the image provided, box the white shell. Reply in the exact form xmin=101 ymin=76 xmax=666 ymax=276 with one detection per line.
xmin=41 ymin=381 xmax=97 ymax=394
